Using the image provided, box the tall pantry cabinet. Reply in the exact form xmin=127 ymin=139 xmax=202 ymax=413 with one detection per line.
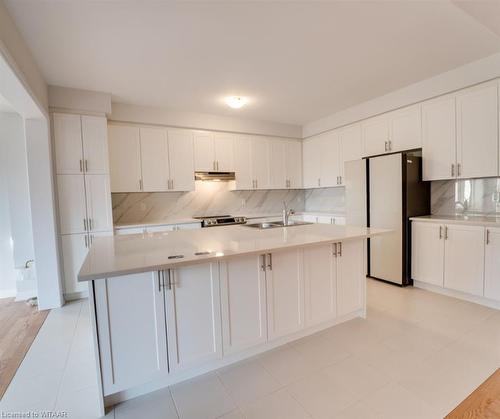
xmin=53 ymin=113 xmax=113 ymax=298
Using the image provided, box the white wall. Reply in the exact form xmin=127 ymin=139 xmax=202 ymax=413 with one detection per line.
xmin=111 ymin=102 xmax=302 ymax=139
xmin=0 ymin=112 xmax=35 ymax=268
xmin=303 ymin=52 xmax=500 ymax=138
xmin=48 ymin=85 xmax=112 ymax=115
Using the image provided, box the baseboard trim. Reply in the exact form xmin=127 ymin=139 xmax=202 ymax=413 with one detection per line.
xmin=64 ymin=290 xmax=89 ymax=301
xmin=414 ymin=280 xmax=500 ymax=310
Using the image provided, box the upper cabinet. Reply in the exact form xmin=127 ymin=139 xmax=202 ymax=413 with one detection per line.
xmin=362 ymin=104 xmax=421 ymax=157
xmin=108 ymin=124 xmax=194 ymax=192
xmin=285 ymin=140 xmax=303 ymax=189
xmin=193 ymin=131 xmax=234 ymax=172
xmin=54 ymin=113 xmax=109 ymax=175
xmin=423 ymin=80 xmax=499 ymax=181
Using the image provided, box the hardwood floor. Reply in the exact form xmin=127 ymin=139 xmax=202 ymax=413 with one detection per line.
xmin=0 ymin=298 xmax=49 ymax=399
xmin=446 ymin=369 xmax=500 ymax=419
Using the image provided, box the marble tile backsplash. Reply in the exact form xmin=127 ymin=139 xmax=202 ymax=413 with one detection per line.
xmin=431 ymin=178 xmax=500 ymax=216
xmin=112 ymin=181 xmax=347 ymax=224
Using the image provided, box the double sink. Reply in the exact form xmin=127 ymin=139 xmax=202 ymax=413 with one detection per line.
xmin=244 ymin=220 xmax=313 ymax=230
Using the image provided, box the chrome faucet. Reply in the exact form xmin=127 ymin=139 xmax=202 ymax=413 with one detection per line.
xmin=282 ymin=201 xmax=295 ymax=226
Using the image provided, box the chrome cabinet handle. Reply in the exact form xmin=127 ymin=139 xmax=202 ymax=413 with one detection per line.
xmin=84 ymin=234 xmax=88 ymax=248
xmin=267 ymin=253 xmax=273 ymax=271
xmin=486 ymin=229 xmax=490 ymax=245
xmin=85 ymin=159 xmax=88 ymax=172
xmin=384 ymin=141 xmax=388 ymax=152
xmin=158 ymin=271 xmax=163 ymax=292
xmin=79 ymin=159 xmax=83 ymax=172
xmin=260 ymin=254 xmax=266 ymax=271
xmin=165 ymin=270 xmax=172 ymax=290
xmin=457 ymin=163 xmax=461 ymax=177
xmin=439 ymin=226 xmax=442 ymax=239
xmin=88 ymin=218 xmax=93 ymax=231
xmin=318 ymin=178 xmax=321 ymax=187
xmin=444 ymin=226 xmax=448 ymax=240
xmin=451 ymin=164 xmax=455 ymax=177
xmin=139 ymin=179 xmax=143 ymax=191
xmin=388 ymin=140 xmax=392 ymax=151
xmin=332 ymin=243 xmax=337 ymax=257
xmin=338 ymin=242 xmax=342 ymax=257
xmin=90 ymin=234 xmax=93 ymax=245
xmin=83 ymin=218 xmax=87 ymax=231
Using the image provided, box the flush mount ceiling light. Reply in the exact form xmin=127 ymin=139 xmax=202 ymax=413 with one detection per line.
xmin=225 ymin=96 xmax=248 ymax=109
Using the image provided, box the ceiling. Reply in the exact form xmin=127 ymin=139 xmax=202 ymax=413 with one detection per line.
xmin=5 ymin=1 xmax=500 ymax=126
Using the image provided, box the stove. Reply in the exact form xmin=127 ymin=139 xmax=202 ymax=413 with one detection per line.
xmin=193 ymin=215 xmax=247 ymax=228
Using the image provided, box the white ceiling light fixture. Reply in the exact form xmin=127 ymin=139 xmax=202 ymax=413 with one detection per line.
xmin=225 ymin=96 xmax=248 ymax=109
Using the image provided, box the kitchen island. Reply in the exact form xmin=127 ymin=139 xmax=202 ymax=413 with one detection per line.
xmin=79 ymin=223 xmax=388 ymax=414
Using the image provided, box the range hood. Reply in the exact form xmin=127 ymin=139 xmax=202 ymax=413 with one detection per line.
xmin=194 ymin=171 xmax=235 ymax=181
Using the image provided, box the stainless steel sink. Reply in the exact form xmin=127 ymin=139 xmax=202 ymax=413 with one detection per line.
xmin=244 ymin=220 xmax=313 ymax=229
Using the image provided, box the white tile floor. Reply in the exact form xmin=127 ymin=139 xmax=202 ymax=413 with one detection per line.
xmin=1 ymin=279 xmax=499 ymax=419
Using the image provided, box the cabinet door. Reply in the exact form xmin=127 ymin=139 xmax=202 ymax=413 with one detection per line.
xmin=269 ymin=139 xmax=287 ymax=189
xmin=444 ymin=224 xmax=485 ymax=296
xmin=303 ymin=244 xmax=336 ymax=327
xmin=233 ymin=136 xmax=253 ymax=190
xmin=220 ymin=255 xmax=267 ymax=355
xmin=485 ymin=227 xmax=500 ymax=301
xmin=140 ymin=127 xmax=169 ymax=192
xmin=85 ymin=174 xmax=113 ymax=233
xmin=389 ymin=104 xmax=422 ymax=152
xmin=362 ymin=114 xmax=388 ymax=157
xmin=302 ymin=137 xmax=321 ymax=188
xmin=108 ymin=125 xmax=142 ymax=192
xmin=422 ymin=95 xmax=456 ymax=181
xmin=456 ymin=81 xmax=498 ymax=179
xmin=251 ymin=137 xmax=270 ymax=189
xmin=411 ymin=222 xmax=444 ymax=287
xmin=214 ymin=133 xmax=235 ymax=172
xmin=53 ymin=113 xmax=83 ymax=174
xmin=337 ymin=240 xmax=365 ymax=316
xmin=193 ymin=131 xmax=215 ymax=171
xmin=285 ymin=140 xmax=302 ymax=188
xmin=266 ymin=249 xmax=304 ymax=340
xmin=165 ymin=263 xmax=222 ymax=372
xmin=95 ymin=272 xmax=168 ymax=395
xmin=61 ymin=233 xmax=89 ymax=295
xmin=57 ymin=174 xmax=87 ymax=234
xmin=168 ymin=130 xmax=195 ymax=191
xmin=320 ymin=131 xmax=341 ymax=187
xmin=339 ymin=123 xmax=362 ymax=184
xmin=81 ymin=115 xmax=109 ymax=174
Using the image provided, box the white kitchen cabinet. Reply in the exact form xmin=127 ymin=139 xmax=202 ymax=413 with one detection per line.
xmin=484 ymin=227 xmax=500 ymax=301
xmin=140 ymin=127 xmax=169 ymax=192
xmin=81 ymin=115 xmax=109 ymax=174
xmin=320 ymin=131 xmax=341 ymax=187
xmin=194 ymin=131 xmax=234 ymax=172
xmin=61 ymin=233 xmax=89 ymax=295
xmin=269 ymin=139 xmax=287 ymax=189
xmin=84 ymin=175 xmax=113 ymax=233
xmin=266 ymin=249 xmax=305 ymax=340
xmin=285 ymin=140 xmax=303 ymax=188
xmin=108 ymin=124 xmax=142 ymax=192
xmin=302 ymin=136 xmax=321 ymax=188
xmin=233 ymin=136 xmax=253 ymax=189
xmin=57 ymin=175 xmax=87 ymax=234
xmin=389 ymin=104 xmax=422 ymax=153
xmin=338 ymin=123 xmax=362 ymax=185
xmin=444 ymin=224 xmax=485 ymax=297
xmin=220 ymin=255 xmax=267 ymax=355
xmin=303 ymin=244 xmax=336 ymax=326
xmin=362 ymin=114 xmax=388 ymax=157
xmin=168 ymin=130 xmax=195 ymax=191
xmin=337 ymin=240 xmax=365 ymax=316
xmin=53 ymin=113 xmax=84 ymax=174
xmin=251 ymin=137 xmax=270 ymax=189
xmin=95 ymin=272 xmax=169 ymax=394
xmin=165 ymin=263 xmax=222 ymax=372
xmin=411 ymin=222 xmax=444 ymax=287
xmin=456 ymin=81 xmax=498 ymax=179
xmin=422 ymin=94 xmax=456 ymax=181
xmin=214 ymin=133 xmax=235 ymax=172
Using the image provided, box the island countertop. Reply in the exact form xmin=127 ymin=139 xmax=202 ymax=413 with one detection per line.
xmin=78 ymin=223 xmax=389 ymax=281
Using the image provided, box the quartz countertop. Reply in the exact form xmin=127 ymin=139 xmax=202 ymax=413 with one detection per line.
xmin=79 ymin=223 xmax=389 ymax=282
xmin=114 ymin=218 xmax=201 ymax=229
xmin=410 ymin=215 xmax=500 ymax=227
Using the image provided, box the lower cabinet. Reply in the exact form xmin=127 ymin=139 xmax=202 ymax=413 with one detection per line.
xmin=412 ymin=221 xmax=486 ymax=298
xmin=485 ymin=227 xmax=500 ymax=301
xmin=165 ymin=263 xmax=222 ymax=372
xmin=266 ymin=249 xmax=305 ymax=340
xmin=220 ymin=255 xmax=267 ymax=355
xmin=95 ymin=272 xmax=169 ymax=395
xmin=337 ymin=240 xmax=365 ymax=316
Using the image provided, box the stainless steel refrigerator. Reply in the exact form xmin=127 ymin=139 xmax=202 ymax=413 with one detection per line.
xmin=367 ymin=152 xmax=430 ymax=286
